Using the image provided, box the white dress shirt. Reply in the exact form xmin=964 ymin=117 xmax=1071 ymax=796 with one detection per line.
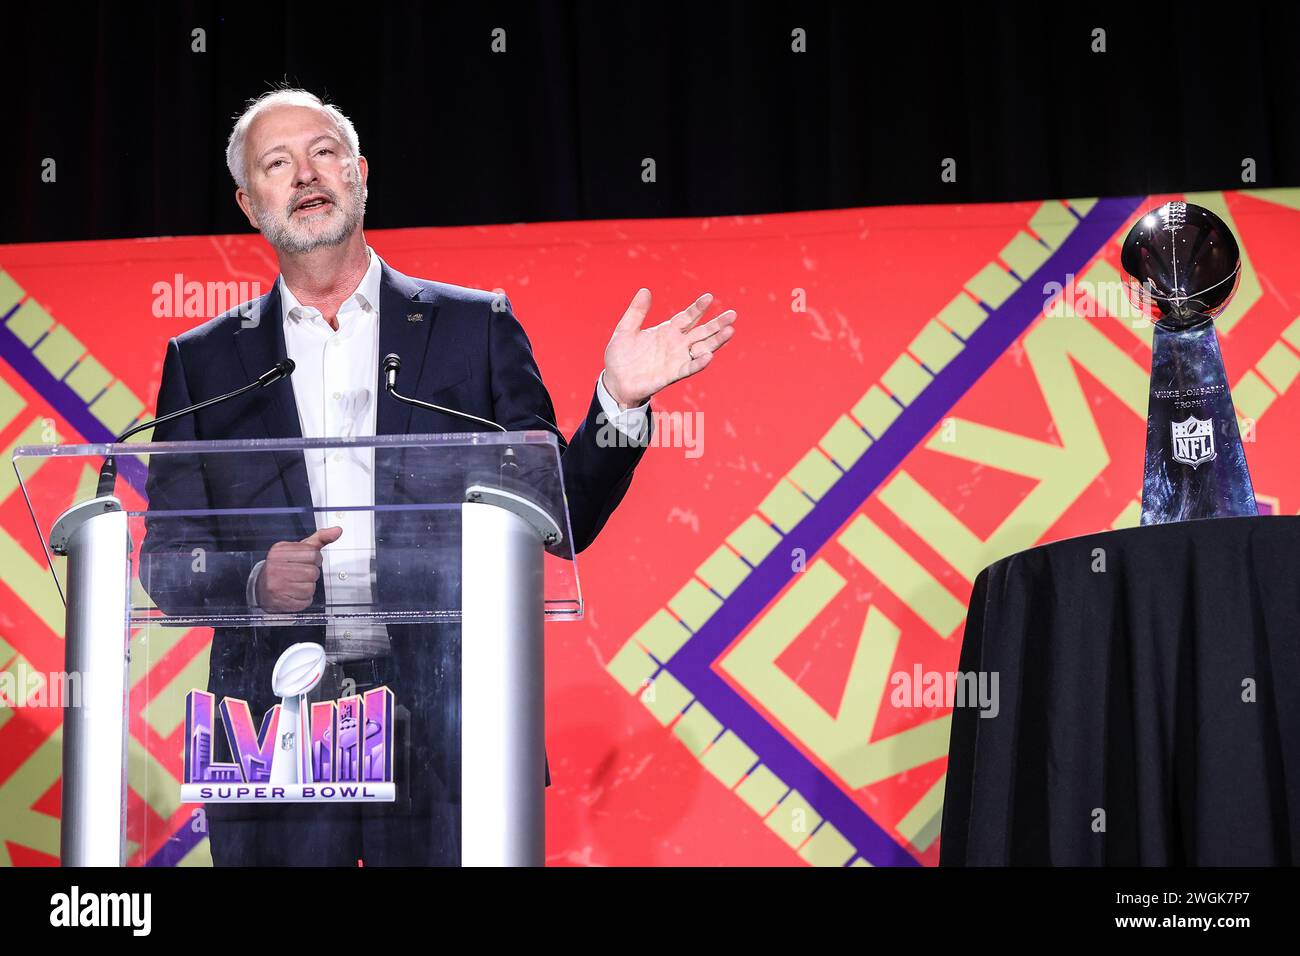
xmin=249 ymin=247 xmax=649 ymax=663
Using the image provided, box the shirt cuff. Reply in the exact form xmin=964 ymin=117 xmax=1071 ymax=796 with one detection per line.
xmin=247 ymin=559 xmax=267 ymax=610
xmin=596 ymin=371 xmax=650 ymax=440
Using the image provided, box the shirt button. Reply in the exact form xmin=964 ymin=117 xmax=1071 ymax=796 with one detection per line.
xmin=332 ymin=391 xmax=342 ymax=400
xmin=343 ymin=629 xmax=352 ymax=639
xmin=337 ymin=571 xmax=348 ymax=581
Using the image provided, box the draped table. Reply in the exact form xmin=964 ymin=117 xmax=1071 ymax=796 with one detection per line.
xmin=940 ymin=516 xmax=1300 ymax=865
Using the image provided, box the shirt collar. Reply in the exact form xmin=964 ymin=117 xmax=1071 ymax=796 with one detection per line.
xmin=280 ymin=246 xmax=384 ymax=323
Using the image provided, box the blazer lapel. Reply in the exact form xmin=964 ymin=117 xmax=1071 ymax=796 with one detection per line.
xmin=233 ymin=281 xmax=314 ymax=533
xmin=376 ymin=264 xmax=439 ymax=437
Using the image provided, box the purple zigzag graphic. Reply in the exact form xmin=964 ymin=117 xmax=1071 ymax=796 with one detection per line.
xmin=0 ymin=301 xmax=148 ymax=492
xmin=666 ymin=196 xmax=1145 ymax=866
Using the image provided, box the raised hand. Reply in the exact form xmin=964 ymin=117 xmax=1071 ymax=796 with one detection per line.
xmin=602 ymin=289 xmax=738 ymax=408
xmin=255 ymin=526 xmax=342 ymax=613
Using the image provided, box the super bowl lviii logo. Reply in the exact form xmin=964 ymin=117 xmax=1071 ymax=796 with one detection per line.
xmin=180 ymin=643 xmax=396 ymax=803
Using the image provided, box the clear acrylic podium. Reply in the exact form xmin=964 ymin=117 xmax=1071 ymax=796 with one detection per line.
xmin=13 ymin=432 xmax=581 ymax=867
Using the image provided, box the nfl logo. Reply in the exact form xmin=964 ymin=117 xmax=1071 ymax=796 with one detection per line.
xmin=1171 ymin=415 xmax=1216 ymax=468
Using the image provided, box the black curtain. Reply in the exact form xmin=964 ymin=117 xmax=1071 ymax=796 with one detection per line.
xmin=4 ymin=1 xmax=1298 ymax=243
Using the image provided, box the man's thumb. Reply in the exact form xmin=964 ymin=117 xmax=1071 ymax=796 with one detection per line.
xmin=301 ymin=526 xmax=343 ymax=549
xmin=615 ymin=288 xmax=652 ymax=332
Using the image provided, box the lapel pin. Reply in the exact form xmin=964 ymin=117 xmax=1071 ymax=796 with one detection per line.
xmin=407 ymin=312 xmax=424 ymax=323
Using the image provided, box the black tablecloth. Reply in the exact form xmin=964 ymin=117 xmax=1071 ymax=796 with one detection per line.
xmin=940 ymin=516 xmax=1300 ymax=865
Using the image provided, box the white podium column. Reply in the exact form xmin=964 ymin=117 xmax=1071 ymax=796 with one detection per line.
xmin=50 ymin=497 xmax=132 ymax=867
xmin=460 ymin=490 xmax=553 ymax=867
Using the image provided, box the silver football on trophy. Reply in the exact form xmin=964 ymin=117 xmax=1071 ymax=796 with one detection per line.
xmin=1120 ymin=201 xmax=1241 ymax=331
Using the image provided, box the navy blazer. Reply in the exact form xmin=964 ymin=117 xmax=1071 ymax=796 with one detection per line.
xmin=139 ymin=263 xmax=650 ymax=790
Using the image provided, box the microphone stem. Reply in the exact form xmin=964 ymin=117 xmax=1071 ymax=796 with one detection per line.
xmin=95 ymin=377 xmax=270 ymax=498
xmin=385 ymin=384 xmax=506 ymax=432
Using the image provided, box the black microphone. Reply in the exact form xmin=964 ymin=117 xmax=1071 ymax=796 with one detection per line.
xmin=253 ymin=360 xmax=296 ymax=388
xmin=382 ymin=352 xmax=506 ymax=432
xmin=383 ymin=352 xmax=401 ymax=393
xmin=95 ymin=359 xmax=296 ymax=497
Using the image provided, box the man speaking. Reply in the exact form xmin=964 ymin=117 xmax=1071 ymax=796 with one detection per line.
xmin=139 ymin=89 xmax=737 ymax=865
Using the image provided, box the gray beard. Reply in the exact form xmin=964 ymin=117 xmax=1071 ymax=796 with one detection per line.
xmin=256 ymin=181 xmax=366 ymax=255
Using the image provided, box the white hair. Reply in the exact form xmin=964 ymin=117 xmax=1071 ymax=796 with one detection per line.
xmin=225 ymin=89 xmax=361 ymax=189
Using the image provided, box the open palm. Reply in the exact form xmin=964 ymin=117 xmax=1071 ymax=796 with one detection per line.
xmin=602 ymin=289 xmax=738 ymax=407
